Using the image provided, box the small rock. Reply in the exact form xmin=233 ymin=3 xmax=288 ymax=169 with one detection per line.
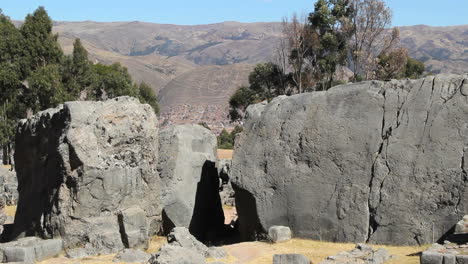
xmin=371 ymin=248 xmax=391 ymax=263
xmin=320 ymin=244 xmax=390 ymax=264
xmin=421 ymin=251 xmax=443 ymax=264
xmin=167 ymin=227 xmax=208 ymax=254
xmin=206 ymin=247 xmax=227 ymax=259
xmin=148 ymin=244 xmax=206 ymax=264
xmin=273 ymin=254 xmax=310 ymax=264
xmin=0 ymin=237 xmax=63 ymax=263
xmin=268 ymin=226 xmax=292 ymax=243
xmin=443 ymin=254 xmax=456 ymax=264
xmin=427 ymin=243 xmax=445 ymax=252
xmin=356 ymin=243 xmax=373 ymax=252
xmin=113 ymin=248 xmax=151 ymax=263
xmin=167 ymin=227 xmax=226 ymax=258
xmin=65 ymin=248 xmax=90 ymax=259
xmin=456 ymin=255 xmax=468 ymax=264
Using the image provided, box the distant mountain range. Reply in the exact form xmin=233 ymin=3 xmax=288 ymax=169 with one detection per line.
xmin=47 ymin=21 xmax=468 ymax=131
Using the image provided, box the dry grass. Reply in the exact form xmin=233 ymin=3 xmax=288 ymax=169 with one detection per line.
xmin=39 ymin=236 xmax=168 ymax=264
xmin=146 ymin=236 xmax=167 ymax=254
xmin=5 ymin=205 xmax=16 ymax=217
xmin=36 ymin=235 xmax=427 ymax=264
xmin=1 ymin=165 xmax=11 ymax=170
xmin=222 ymin=239 xmax=429 ymax=264
xmin=217 ymin=149 xmax=234 ymax=160
xmin=38 ymin=254 xmax=120 ymax=264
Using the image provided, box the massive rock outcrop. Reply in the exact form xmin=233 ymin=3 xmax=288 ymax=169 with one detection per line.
xmin=158 ymin=124 xmax=224 ymax=243
xmin=11 ymin=97 xmax=160 ymax=252
xmin=231 ymin=74 xmax=468 ymax=245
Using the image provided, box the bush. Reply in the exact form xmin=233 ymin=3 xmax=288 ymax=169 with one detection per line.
xmin=217 ymin=126 xmax=243 ymax=149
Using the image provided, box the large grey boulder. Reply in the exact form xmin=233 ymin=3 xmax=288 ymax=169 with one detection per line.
xmin=11 ymin=97 xmax=160 ymax=252
xmin=0 ymin=237 xmax=63 ymax=263
xmin=231 ymin=74 xmax=468 ymax=245
xmin=158 ymin=125 xmax=224 ymax=243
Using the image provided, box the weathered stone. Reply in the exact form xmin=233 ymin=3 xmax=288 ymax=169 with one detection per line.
xmin=455 ymin=216 xmax=468 ymax=234
xmin=218 ymin=159 xmax=231 ymax=183
xmin=456 ymin=255 xmax=468 ymax=264
xmin=11 ymin=97 xmax=160 ymax=253
xmin=0 ymin=167 xmax=10 ymax=234
xmin=444 ymin=254 xmax=456 ymax=264
xmin=268 ymin=226 xmax=292 ymax=243
xmin=427 ymin=244 xmax=447 ymax=252
xmin=118 ymin=207 xmax=149 ymax=249
xmin=80 ymin=214 xmax=125 ymax=254
xmin=167 ymin=227 xmax=208 ymax=253
xmin=0 ymin=237 xmax=63 ymax=263
xmin=421 ymin=252 xmax=444 ymax=264
xmin=167 ymin=227 xmax=226 ymax=259
xmin=371 ymin=248 xmax=391 ymax=264
xmin=0 ymin=167 xmax=18 ymax=206
xmin=65 ymin=248 xmax=90 ymax=259
xmin=273 ymin=254 xmax=310 ymax=264
xmin=113 ymin=248 xmax=151 ymax=263
xmin=218 ymin=159 xmax=235 ymax=207
xmin=159 ymin=125 xmax=224 ymax=243
xmin=231 ymin=75 xmax=468 ymax=245
xmin=206 ymin=247 xmax=227 ymax=259
xmin=148 ymin=244 xmax=206 ymax=264
xmin=320 ymin=244 xmax=390 ymax=264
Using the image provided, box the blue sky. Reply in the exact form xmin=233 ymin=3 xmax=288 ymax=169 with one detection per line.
xmin=1 ymin=0 xmax=466 ymax=27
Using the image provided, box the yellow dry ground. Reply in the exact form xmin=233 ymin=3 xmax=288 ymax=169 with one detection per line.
xmin=39 ymin=236 xmax=168 ymax=264
xmin=217 ymin=149 xmax=234 ymax=160
xmin=222 ymin=204 xmax=235 ymax=210
xmin=146 ymin=236 xmax=167 ymax=254
xmin=5 ymin=205 xmax=16 ymax=217
xmin=0 ymin=165 xmax=11 ymax=170
xmin=33 ymin=235 xmax=428 ymax=264
xmin=219 ymin=239 xmax=429 ymax=264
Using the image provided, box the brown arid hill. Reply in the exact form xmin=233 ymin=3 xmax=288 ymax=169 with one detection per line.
xmin=399 ymin=25 xmax=468 ymax=74
xmin=53 ymin=21 xmax=283 ymax=66
xmin=158 ymin=64 xmax=254 ymax=132
xmin=43 ymin=21 xmax=468 ymax=131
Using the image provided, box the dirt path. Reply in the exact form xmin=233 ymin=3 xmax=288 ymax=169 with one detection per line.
xmin=217 ymin=149 xmax=233 ymax=159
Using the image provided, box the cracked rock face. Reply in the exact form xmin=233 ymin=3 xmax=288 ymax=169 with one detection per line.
xmin=11 ymin=97 xmax=160 ymax=252
xmin=158 ymin=125 xmax=224 ymax=243
xmin=231 ymin=74 xmax=468 ymax=245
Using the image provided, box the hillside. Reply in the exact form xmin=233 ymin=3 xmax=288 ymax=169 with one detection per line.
xmin=158 ymin=64 xmax=254 ymax=130
xmin=48 ymin=21 xmax=468 ymax=130
xmin=399 ymin=25 xmax=468 ymax=74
